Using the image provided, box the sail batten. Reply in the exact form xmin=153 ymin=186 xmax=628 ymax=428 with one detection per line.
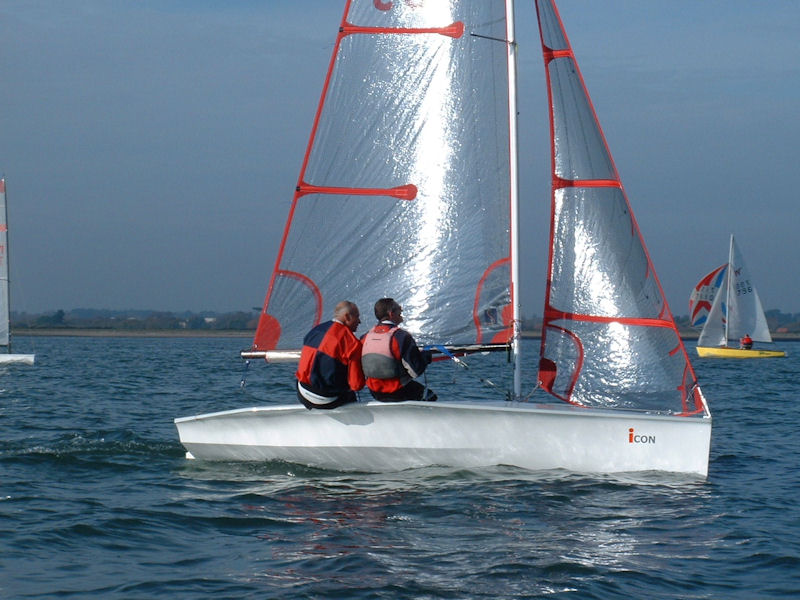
xmin=340 ymin=21 xmax=465 ymax=38
xmin=544 ymin=309 xmax=676 ymax=329
xmin=554 ymin=177 xmax=620 ymax=189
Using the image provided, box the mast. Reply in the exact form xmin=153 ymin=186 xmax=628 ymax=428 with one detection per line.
xmin=725 ymin=234 xmax=734 ymax=343
xmin=506 ymin=0 xmax=522 ymax=398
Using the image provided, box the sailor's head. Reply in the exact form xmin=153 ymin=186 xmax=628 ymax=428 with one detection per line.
xmin=374 ymin=297 xmax=403 ymax=324
xmin=334 ymin=301 xmax=360 ymax=332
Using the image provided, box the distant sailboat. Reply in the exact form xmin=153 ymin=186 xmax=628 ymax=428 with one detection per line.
xmin=175 ymin=0 xmax=711 ymax=477
xmin=692 ymin=234 xmax=785 ymax=359
xmin=0 ymin=178 xmax=34 ymax=365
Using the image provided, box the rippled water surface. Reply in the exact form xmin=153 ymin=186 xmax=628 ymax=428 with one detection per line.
xmin=1 ymin=336 xmax=798 ymax=598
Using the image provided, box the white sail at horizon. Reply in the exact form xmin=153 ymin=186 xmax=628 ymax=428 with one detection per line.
xmin=0 ymin=177 xmax=34 ymax=364
xmin=0 ymin=178 xmax=10 ymax=348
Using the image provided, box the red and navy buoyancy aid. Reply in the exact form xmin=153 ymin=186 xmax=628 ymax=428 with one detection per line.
xmin=296 ymin=320 xmax=365 ymax=397
xmin=361 ymin=324 xmax=410 ymax=393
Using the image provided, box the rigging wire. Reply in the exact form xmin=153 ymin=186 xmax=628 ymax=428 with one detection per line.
xmin=425 ymin=344 xmax=510 ymax=400
xmin=240 ymin=359 xmax=250 ymax=388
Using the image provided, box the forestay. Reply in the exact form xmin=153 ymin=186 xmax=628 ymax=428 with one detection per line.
xmin=534 ymin=0 xmax=704 ymax=416
xmin=252 ymin=1 xmax=515 ymax=354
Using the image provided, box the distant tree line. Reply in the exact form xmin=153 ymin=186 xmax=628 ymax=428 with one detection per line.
xmin=11 ymin=309 xmax=259 ymax=331
xmin=763 ymin=310 xmax=800 ymax=333
xmin=10 ymin=308 xmax=800 ymax=333
xmin=673 ymin=310 xmax=800 ymax=333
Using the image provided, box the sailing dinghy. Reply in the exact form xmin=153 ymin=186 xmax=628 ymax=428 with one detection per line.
xmin=691 ymin=235 xmax=785 ymax=359
xmin=175 ymin=0 xmax=711 ymax=477
xmin=0 ymin=178 xmax=34 ymax=366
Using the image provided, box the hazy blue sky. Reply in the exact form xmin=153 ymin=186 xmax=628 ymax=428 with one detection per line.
xmin=2 ymin=1 xmax=798 ymax=316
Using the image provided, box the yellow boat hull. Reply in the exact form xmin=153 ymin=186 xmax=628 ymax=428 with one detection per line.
xmin=696 ymin=346 xmax=786 ymax=359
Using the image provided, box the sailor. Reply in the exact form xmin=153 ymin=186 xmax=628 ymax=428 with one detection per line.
xmin=360 ymin=298 xmax=437 ymax=402
xmin=295 ymin=301 xmax=365 ymax=409
xmin=740 ymin=334 xmax=753 ymax=350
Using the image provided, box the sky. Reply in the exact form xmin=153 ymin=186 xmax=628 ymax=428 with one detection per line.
xmin=1 ymin=1 xmax=799 ymax=317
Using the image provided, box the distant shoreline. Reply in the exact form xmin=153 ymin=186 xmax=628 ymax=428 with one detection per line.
xmin=15 ymin=328 xmax=800 ymax=340
xmin=14 ymin=328 xmax=254 ymax=338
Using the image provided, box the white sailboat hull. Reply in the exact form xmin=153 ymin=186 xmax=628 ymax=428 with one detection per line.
xmin=175 ymin=401 xmax=711 ymax=477
xmin=0 ymin=353 xmax=35 ymax=365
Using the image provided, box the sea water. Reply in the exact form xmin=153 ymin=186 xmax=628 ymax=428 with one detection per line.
xmin=1 ymin=336 xmax=798 ymax=599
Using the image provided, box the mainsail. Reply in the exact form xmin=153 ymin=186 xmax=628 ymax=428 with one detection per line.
xmin=251 ymin=1 xmax=516 ymax=354
xmin=534 ymin=0 xmax=702 ymax=415
xmin=725 ymin=237 xmax=771 ymax=342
